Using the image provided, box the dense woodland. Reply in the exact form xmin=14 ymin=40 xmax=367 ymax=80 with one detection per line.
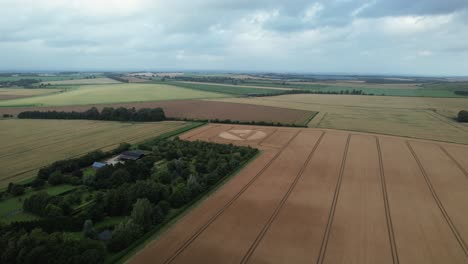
xmin=18 ymin=107 xmax=165 ymax=122
xmin=0 ymin=137 xmax=257 ymax=263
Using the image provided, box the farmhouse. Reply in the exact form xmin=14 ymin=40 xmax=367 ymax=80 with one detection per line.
xmin=119 ymin=150 xmax=145 ymax=161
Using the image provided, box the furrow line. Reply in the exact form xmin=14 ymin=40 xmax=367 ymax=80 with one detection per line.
xmin=406 ymin=141 xmax=468 ymax=256
xmin=240 ymin=131 xmax=326 ymax=264
xmin=164 ymin=130 xmax=302 ymax=264
xmin=376 ymin=137 xmax=400 ymax=264
xmin=439 ymin=146 xmax=468 ymax=180
xmin=316 ymin=134 xmax=351 ymax=264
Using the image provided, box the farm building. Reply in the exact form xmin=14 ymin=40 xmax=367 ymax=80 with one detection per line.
xmin=92 ymin=161 xmax=107 ymax=169
xmin=119 ymin=150 xmax=145 ymax=161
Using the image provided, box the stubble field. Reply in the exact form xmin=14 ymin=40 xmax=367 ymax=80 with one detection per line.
xmin=131 ymin=124 xmax=468 ymax=264
xmin=213 ymin=94 xmax=468 ymax=144
xmin=0 ymin=119 xmax=188 ymax=187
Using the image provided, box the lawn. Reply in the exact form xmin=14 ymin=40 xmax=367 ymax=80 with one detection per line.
xmin=0 ymin=83 xmax=227 ymax=107
xmin=0 ymin=184 xmax=76 ymax=223
xmin=214 ymin=94 xmax=468 ymax=144
xmin=0 ymin=119 xmax=189 ymax=187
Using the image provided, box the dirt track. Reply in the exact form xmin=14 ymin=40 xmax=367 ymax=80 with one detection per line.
xmin=130 ymin=124 xmax=468 ymax=264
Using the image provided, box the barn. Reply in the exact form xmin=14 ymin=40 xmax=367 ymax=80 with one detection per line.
xmin=119 ymin=150 xmax=145 ymax=161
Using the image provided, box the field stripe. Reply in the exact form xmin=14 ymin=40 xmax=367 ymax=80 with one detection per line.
xmin=440 ymin=146 xmax=468 ymax=180
xmin=240 ymin=131 xmax=325 ymax=263
xmin=406 ymin=141 xmax=468 ymax=256
xmin=376 ymin=137 xmax=399 ymax=264
xmin=316 ymin=134 xmax=351 ymax=264
xmin=162 ymin=130 xmax=302 ymax=264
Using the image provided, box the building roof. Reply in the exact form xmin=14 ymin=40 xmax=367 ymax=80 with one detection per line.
xmin=92 ymin=162 xmax=107 ymax=169
xmin=119 ymin=150 xmax=145 ymax=160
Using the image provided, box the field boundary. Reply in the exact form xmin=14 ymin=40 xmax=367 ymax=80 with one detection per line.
xmin=376 ymin=138 xmax=400 ymax=264
xmin=317 ymin=134 xmax=351 ymax=264
xmin=406 ymin=141 xmax=468 ymax=256
xmin=162 ymin=131 xmax=302 ymax=264
xmin=240 ymin=131 xmax=325 ymax=263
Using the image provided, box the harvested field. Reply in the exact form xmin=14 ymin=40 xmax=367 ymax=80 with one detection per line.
xmin=214 ymin=94 xmax=468 ymax=144
xmin=0 ymin=100 xmax=315 ymax=126
xmin=0 ymin=119 xmax=188 ymax=187
xmin=130 ymin=124 xmax=468 ymax=264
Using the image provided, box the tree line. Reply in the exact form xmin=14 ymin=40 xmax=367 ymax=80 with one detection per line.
xmin=18 ymin=107 xmax=166 ymax=122
xmin=0 ymin=137 xmax=258 ymax=262
xmin=247 ymin=89 xmax=376 ymax=97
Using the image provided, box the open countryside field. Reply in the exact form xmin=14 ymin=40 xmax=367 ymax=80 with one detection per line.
xmin=131 ymin=124 xmax=468 ymax=264
xmin=0 ymin=119 xmax=188 ymax=187
xmin=41 ymin=77 xmax=121 ymax=85
xmin=214 ymin=94 xmax=468 ymax=144
xmin=0 ymin=88 xmax=63 ymax=100
xmin=0 ymin=74 xmax=98 ymax=82
xmin=0 ymin=83 xmax=227 ymax=107
xmin=0 ymin=100 xmax=315 ymax=126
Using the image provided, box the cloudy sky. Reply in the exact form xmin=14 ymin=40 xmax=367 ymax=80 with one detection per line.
xmin=1 ymin=0 xmax=467 ymax=75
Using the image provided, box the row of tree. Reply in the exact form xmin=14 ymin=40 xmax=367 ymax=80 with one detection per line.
xmin=18 ymin=107 xmax=166 ymax=122
xmin=248 ymin=89 xmax=375 ymax=97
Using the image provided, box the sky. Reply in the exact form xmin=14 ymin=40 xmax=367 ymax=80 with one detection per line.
xmin=0 ymin=0 xmax=467 ymax=76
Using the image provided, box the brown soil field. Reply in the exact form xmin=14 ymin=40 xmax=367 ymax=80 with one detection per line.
xmin=0 ymin=100 xmax=314 ymax=125
xmin=130 ymin=124 xmax=468 ymax=264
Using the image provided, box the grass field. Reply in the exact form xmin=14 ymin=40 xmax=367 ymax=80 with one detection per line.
xmin=166 ymin=81 xmax=286 ymax=95
xmin=41 ymin=77 xmax=121 ymax=85
xmin=182 ymin=79 xmax=468 ymax=97
xmin=0 ymin=88 xmax=63 ymax=100
xmin=131 ymin=124 xmax=468 ymax=264
xmin=0 ymin=83 xmax=227 ymax=107
xmin=0 ymin=184 xmax=76 ymax=223
xmin=0 ymin=119 xmax=189 ymax=187
xmin=213 ymin=94 xmax=468 ymax=144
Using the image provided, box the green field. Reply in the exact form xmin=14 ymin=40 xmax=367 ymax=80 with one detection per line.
xmin=0 ymin=184 xmax=75 ymax=223
xmin=182 ymin=79 xmax=468 ymax=97
xmin=0 ymin=119 xmax=189 ymax=187
xmin=0 ymin=83 xmax=227 ymax=106
xmin=166 ymin=81 xmax=285 ymax=95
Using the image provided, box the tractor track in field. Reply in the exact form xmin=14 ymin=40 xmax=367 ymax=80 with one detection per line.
xmin=439 ymin=146 xmax=468 ymax=180
xmin=240 ymin=131 xmax=325 ymax=263
xmin=162 ymin=131 xmax=302 ymax=264
xmin=406 ymin=141 xmax=468 ymax=256
xmin=376 ymin=137 xmax=400 ymax=264
xmin=316 ymin=134 xmax=351 ymax=264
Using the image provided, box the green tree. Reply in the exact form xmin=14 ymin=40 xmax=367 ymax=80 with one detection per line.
xmin=48 ymin=170 xmax=64 ymax=185
xmin=130 ymin=198 xmax=156 ymax=231
xmin=83 ymin=219 xmax=97 ymax=239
